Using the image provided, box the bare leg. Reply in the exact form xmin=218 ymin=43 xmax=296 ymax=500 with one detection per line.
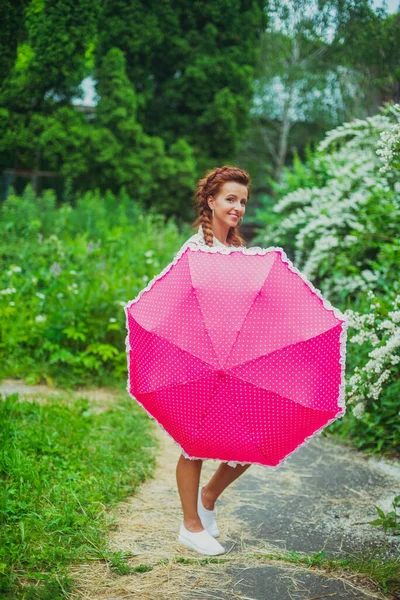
xmin=201 ymin=463 xmax=251 ymax=510
xmin=176 ymin=454 xmax=204 ymax=532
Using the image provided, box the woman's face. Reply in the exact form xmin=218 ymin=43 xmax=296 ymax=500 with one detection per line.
xmin=208 ymin=181 xmax=248 ymax=228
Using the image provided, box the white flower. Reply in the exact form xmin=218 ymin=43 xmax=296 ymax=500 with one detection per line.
xmin=388 ymin=310 xmax=400 ymax=324
xmin=9 ymin=301 xmax=15 ymax=306
xmin=69 ymin=270 xmax=77 ymax=275
xmin=35 ymin=315 xmax=47 ymax=323
xmin=57 ymin=293 xmax=64 ymax=298
xmin=109 ymin=317 xmax=117 ymax=323
xmin=0 ymin=287 xmax=16 ymax=295
xmin=50 ymin=262 xmax=61 ymax=277
xmin=6 ymin=265 xmax=22 ymax=275
xmin=378 ymin=319 xmax=396 ymax=331
xmin=142 ymin=275 xmax=149 ymax=282
xmin=361 ymin=270 xmax=379 ymax=282
xmin=376 ymin=121 xmax=400 ymax=172
xmin=31 ymin=277 xmax=38 ymax=284
xmin=352 ymin=402 xmax=365 ymax=419
xmin=36 ymin=292 xmax=45 ymax=299
xmin=144 ymin=250 xmax=153 ymax=257
xmin=348 ymin=372 xmax=362 ymax=386
xmin=345 ymin=291 xmax=400 ymax=407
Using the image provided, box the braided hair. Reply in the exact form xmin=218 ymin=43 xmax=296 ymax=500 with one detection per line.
xmin=192 ymin=166 xmax=250 ymax=247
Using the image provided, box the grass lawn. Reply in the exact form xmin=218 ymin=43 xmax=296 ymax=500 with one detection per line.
xmin=0 ymin=389 xmax=157 ymax=599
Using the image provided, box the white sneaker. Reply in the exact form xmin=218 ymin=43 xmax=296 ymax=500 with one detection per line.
xmin=178 ymin=523 xmax=225 ymax=555
xmin=198 ymin=486 xmax=220 ymax=537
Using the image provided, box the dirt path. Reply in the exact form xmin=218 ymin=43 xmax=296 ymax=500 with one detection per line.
xmin=2 ymin=380 xmax=399 ymax=600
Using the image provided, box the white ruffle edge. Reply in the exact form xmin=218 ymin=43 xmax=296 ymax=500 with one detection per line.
xmin=123 ymin=243 xmax=348 ymax=470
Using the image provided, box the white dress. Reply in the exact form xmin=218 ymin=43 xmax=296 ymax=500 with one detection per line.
xmin=179 ymin=224 xmax=245 ymax=467
xmin=178 ymin=224 xmax=247 ymax=251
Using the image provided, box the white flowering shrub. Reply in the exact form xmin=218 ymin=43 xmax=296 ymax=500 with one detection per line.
xmin=376 ymin=104 xmax=400 ymax=174
xmin=254 ymin=103 xmax=400 ymax=304
xmin=253 ymin=104 xmax=400 ymax=455
xmin=341 ymin=291 xmax=400 ymax=454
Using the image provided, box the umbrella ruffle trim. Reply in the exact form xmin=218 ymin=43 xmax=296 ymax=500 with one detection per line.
xmin=124 ymin=242 xmax=348 ymax=470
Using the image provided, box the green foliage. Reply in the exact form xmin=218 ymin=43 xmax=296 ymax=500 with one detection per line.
xmin=253 ymin=106 xmax=400 ymax=306
xmin=328 ymin=2 xmax=400 ymax=113
xmin=91 ymin=47 xmax=197 ymax=218
xmin=0 ymin=391 xmax=156 ymax=597
xmin=328 ymin=377 xmax=400 ymax=455
xmin=0 ymin=0 xmax=266 ymax=220
xmin=254 ymin=106 xmax=400 ymax=457
xmin=367 ymin=496 xmax=400 ymax=536
xmin=97 ymin=0 xmax=267 ymax=167
xmin=0 ymin=185 xmax=188 ymax=387
xmin=0 ymin=0 xmax=26 ymax=87
xmin=238 ymin=0 xmax=400 ymax=194
xmin=108 ymin=551 xmax=153 ymax=575
xmin=0 ymin=0 xmax=101 ymax=183
xmin=24 ymin=0 xmax=101 ymax=102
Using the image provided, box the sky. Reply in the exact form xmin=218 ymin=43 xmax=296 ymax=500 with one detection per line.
xmin=374 ymin=0 xmax=399 ymax=11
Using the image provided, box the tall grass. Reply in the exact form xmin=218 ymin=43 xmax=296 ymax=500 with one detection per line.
xmin=0 ymin=185 xmax=188 ymax=387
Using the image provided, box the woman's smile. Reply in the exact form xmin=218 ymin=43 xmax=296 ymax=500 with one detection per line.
xmin=207 ymin=180 xmax=248 ymax=245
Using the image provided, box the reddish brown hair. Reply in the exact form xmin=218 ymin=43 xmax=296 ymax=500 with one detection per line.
xmin=192 ymin=166 xmax=250 ymax=247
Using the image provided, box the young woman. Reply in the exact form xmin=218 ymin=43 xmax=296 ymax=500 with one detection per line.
xmin=176 ymin=166 xmax=252 ymax=556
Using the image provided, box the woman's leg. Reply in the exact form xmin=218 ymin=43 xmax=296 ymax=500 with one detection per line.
xmin=176 ymin=454 xmax=204 ymax=532
xmin=201 ymin=462 xmax=251 ymax=510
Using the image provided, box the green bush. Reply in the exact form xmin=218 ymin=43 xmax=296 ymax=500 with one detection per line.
xmin=0 ymin=185 xmax=189 ymax=387
xmin=253 ymin=105 xmax=400 ymax=457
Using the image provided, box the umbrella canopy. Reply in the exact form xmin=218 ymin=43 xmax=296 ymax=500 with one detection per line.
xmin=124 ymin=244 xmax=347 ymax=468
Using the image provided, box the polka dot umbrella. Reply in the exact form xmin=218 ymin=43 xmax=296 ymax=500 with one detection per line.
xmin=124 ymin=244 xmax=348 ymax=469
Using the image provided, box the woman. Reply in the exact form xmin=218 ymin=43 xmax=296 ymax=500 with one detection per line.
xmin=176 ymin=166 xmax=252 ymax=556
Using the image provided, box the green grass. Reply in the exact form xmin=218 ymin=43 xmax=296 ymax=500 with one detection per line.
xmin=0 ymin=391 xmax=157 ymax=599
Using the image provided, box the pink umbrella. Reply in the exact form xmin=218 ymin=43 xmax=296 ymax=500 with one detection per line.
xmin=124 ymin=244 xmax=347 ymax=468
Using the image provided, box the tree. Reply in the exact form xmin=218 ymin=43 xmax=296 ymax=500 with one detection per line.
xmin=97 ymin=0 xmax=268 ymax=171
xmin=90 ymin=48 xmax=197 ymax=218
xmin=0 ymin=0 xmax=27 ymax=88
xmin=0 ymin=0 xmax=100 ymax=175
xmin=248 ymin=0 xmax=365 ymax=185
xmin=0 ymin=0 xmax=267 ymax=221
xmin=237 ymin=0 xmax=399 ymax=200
xmin=328 ymin=1 xmax=400 ymax=115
